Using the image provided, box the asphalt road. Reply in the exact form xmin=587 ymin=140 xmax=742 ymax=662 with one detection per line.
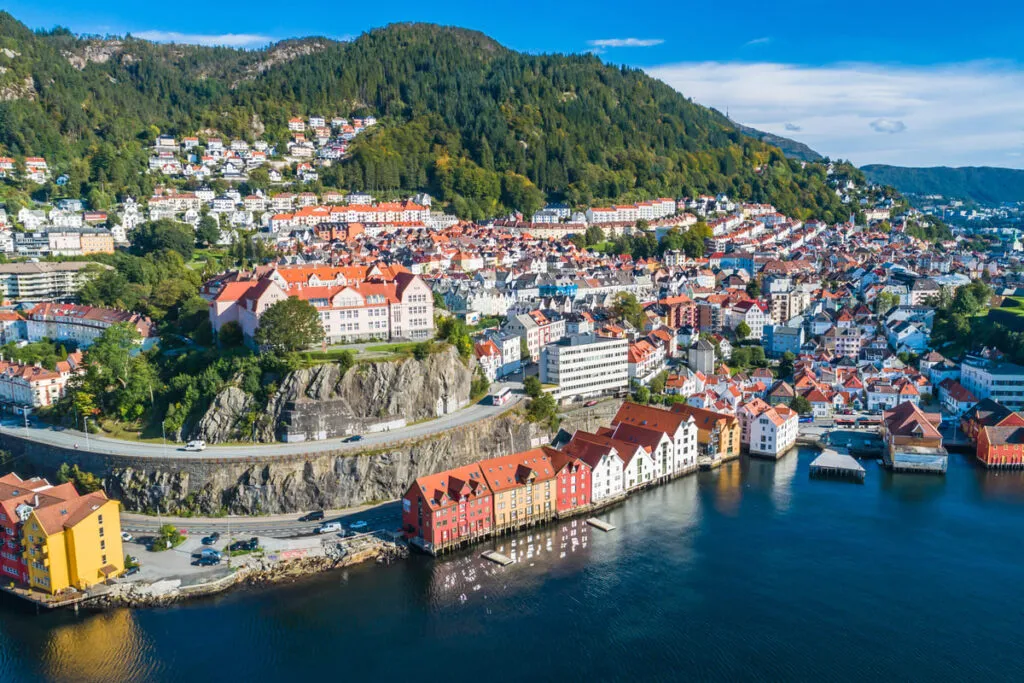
xmin=122 ymin=501 xmax=403 ymax=539
xmin=0 ymin=381 xmax=522 ymax=460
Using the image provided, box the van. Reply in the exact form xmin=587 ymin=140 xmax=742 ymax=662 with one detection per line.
xmin=316 ymin=522 xmax=342 ymax=534
xmin=185 ymin=440 xmax=207 ymax=452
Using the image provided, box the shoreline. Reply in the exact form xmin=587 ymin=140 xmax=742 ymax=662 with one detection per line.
xmin=84 ymin=540 xmax=408 ymax=611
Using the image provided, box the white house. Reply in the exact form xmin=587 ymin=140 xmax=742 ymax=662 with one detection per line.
xmin=564 ymin=434 xmax=626 ymax=504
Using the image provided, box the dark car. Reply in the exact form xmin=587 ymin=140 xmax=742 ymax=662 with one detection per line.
xmin=229 ymin=537 xmax=259 ymax=553
xmin=201 ymin=532 xmax=221 ymax=546
xmin=193 ymin=556 xmax=220 ymax=567
xmin=299 ymin=511 xmax=325 ymax=522
xmin=343 ymin=434 xmax=363 ymax=443
xmin=125 ymin=566 xmax=141 ymax=576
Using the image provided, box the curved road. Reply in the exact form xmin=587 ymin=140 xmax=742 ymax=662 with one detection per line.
xmin=0 ymin=381 xmax=523 ymax=460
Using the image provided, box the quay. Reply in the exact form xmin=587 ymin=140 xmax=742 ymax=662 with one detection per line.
xmin=809 ymin=448 xmax=866 ymax=482
xmin=586 ymin=518 xmax=615 ymax=532
xmin=480 ymin=550 xmax=514 ymax=566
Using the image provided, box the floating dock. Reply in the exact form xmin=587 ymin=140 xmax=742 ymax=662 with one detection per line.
xmin=586 ymin=518 xmax=616 ymax=532
xmin=480 ymin=550 xmax=514 ymax=566
xmin=810 ymin=448 xmax=866 ymax=482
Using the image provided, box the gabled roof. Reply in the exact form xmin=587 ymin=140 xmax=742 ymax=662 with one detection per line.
xmin=882 ymin=401 xmax=942 ymax=439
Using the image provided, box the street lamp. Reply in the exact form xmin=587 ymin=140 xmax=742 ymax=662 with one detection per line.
xmin=83 ymin=416 xmax=89 ymax=451
xmin=161 ymin=420 xmax=168 ymax=458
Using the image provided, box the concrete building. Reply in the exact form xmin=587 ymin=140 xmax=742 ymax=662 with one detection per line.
xmin=960 ymin=355 xmax=1024 ymax=412
xmin=0 ymin=262 xmax=104 ymax=301
xmin=540 ymin=334 xmax=628 ymax=402
xmin=688 ymin=338 xmax=716 ymax=375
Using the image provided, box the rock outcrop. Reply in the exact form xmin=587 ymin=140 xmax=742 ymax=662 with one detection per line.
xmin=100 ymin=409 xmax=547 ymax=515
xmin=191 ymin=346 xmax=474 ymax=444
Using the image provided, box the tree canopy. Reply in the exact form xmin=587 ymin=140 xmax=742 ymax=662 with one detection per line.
xmin=254 ymin=298 xmax=325 ymax=353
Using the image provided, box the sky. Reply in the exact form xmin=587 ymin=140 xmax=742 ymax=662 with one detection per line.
xmin=7 ymin=0 xmax=1024 ymax=169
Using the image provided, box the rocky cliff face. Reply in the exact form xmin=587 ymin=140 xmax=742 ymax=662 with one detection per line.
xmin=191 ymin=346 xmax=473 ymax=444
xmin=104 ymin=410 xmax=548 ymax=515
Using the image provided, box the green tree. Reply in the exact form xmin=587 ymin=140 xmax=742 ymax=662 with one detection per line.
xmin=633 ymin=386 xmax=651 ymax=404
xmin=874 ymin=291 xmax=899 ymax=315
xmin=585 ymin=225 xmax=605 ymax=246
xmin=649 ymin=371 xmax=668 ymax=396
xmin=432 ymin=291 xmax=447 ymax=310
xmin=736 ymin=321 xmax=751 ymax=340
xmin=524 ymin=375 xmax=542 ymax=398
xmin=255 ymin=298 xmax=325 ymax=353
xmin=218 ymin=321 xmax=245 ymax=347
xmin=412 ymin=341 xmax=432 ymax=361
xmin=612 ymin=292 xmax=645 ymax=330
xmin=789 ymin=395 xmax=812 ymax=415
xmin=779 ymin=351 xmax=795 ymax=378
xmin=520 ymin=337 xmax=530 ymax=360
xmin=197 ymin=215 xmax=221 ymax=247
xmin=131 ymin=219 xmax=196 ymax=259
xmin=745 ymin=279 xmax=761 ymax=298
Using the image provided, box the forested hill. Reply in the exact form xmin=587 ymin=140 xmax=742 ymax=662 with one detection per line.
xmin=0 ymin=13 xmax=850 ymax=220
xmin=861 ymin=165 xmax=1024 ymax=205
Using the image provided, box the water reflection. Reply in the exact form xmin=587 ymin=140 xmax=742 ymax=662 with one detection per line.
xmin=41 ymin=609 xmax=155 ymax=683
xmin=974 ymin=467 xmax=1024 ymax=503
xmin=711 ymin=460 xmax=744 ymax=515
xmin=428 ymin=518 xmax=594 ymax=609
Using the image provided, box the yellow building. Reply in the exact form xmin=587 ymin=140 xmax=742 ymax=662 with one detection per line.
xmin=22 ymin=491 xmax=123 ymax=595
xmin=480 ymin=447 xmax=558 ymax=532
xmin=79 ymin=231 xmax=115 ymax=255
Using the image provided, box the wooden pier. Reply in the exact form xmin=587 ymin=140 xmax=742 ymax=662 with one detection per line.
xmin=809 ymin=448 xmax=865 ymax=482
xmin=586 ymin=518 xmax=615 ymax=532
xmin=480 ymin=550 xmax=515 ymax=566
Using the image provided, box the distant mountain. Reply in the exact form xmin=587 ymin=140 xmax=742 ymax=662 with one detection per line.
xmin=728 ymin=120 xmax=824 ymax=163
xmin=861 ymin=165 xmax=1024 ymax=204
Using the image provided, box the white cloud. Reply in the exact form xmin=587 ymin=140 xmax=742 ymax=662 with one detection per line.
xmin=134 ymin=30 xmax=274 ymax=47
xmin=784 ymin=122 xmax=802 ymax=132
xmin=744 ymin=37 xmax=772 ymax=47
xmin=869 ymin=118 xmax=907 ymax=134
xmin=587 ymin=38 xmax=664 ymax=48
xmin=646 ymin=60 xmax=1024 ymax=168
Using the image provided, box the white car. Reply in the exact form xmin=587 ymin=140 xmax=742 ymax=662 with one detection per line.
xmin=316 ymin=522 xmax=342 ymax=534
xmin=184 ymin=440 xmax=207 ymax=452
xmin=121 ymin=532 xmax=134 ymax=543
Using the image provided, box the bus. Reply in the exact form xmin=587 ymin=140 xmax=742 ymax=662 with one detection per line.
xmin=489 ymin=387 xmax=512 ymax=406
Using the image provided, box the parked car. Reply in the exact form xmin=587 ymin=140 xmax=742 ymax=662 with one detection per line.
xmin=184 ymin=440 xmax=207 ymax=452
xmin=124 ymin=566 xmax=141 ymax=577
xmin=348 ymin=520 xmax=368 ymax=532
xmin=194 ymin=556 xmax=220 ymax=567
xmin=799 ymin=416 xmax=815 ymax=423
xmin=584 ymin=400 xmax=599 ymax=407
xmin=317 ymin=522 xmax=342 ymax=534
xmin=121 ymin=532 xmax=134 ymax=543
xmin=343 ymin=435 xmax=363 ymax=443
xmin=201 ymin=532 xmax=221 ymax=546
xmin=299 ymin=511 xmax=325 ymax=522
xmin=228 ymin=537 xmax=259 ymax=552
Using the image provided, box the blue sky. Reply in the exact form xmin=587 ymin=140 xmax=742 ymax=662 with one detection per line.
xmin=7 ymin=0 xmax=1024 ymax=168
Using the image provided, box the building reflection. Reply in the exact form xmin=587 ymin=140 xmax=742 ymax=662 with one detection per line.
xmin=712 ymin=460 xmax=743 ymax=515
xmin=974 ymin=468 xmax=1024 ymax=503
xmin=427 ymin=517 xmax=594 ymax=608
xmin=40 ymin=609 xmax=154 ymax=683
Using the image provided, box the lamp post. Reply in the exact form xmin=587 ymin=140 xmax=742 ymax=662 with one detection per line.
xmin=162 ymin=420 xmax=168 ymax=458
xmin=83 ymin=416 xmax=89 ymax=451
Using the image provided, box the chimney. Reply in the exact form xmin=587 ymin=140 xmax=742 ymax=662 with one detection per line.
xmin=33 ymin=494 xmax=39 ymax=508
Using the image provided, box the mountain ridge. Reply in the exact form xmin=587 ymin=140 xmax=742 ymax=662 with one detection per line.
xmin=0 ymin=13 xmax=852 ymax=220
xmin=861 ymin=164 xmax=1024 ymax=204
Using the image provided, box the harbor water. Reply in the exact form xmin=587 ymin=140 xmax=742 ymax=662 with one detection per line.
xmin=2 ymin=447 xmax=1023 ymax=682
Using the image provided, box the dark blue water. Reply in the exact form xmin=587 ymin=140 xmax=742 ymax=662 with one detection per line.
xmin=3 ymin=448 xmax=1024 ymax=683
